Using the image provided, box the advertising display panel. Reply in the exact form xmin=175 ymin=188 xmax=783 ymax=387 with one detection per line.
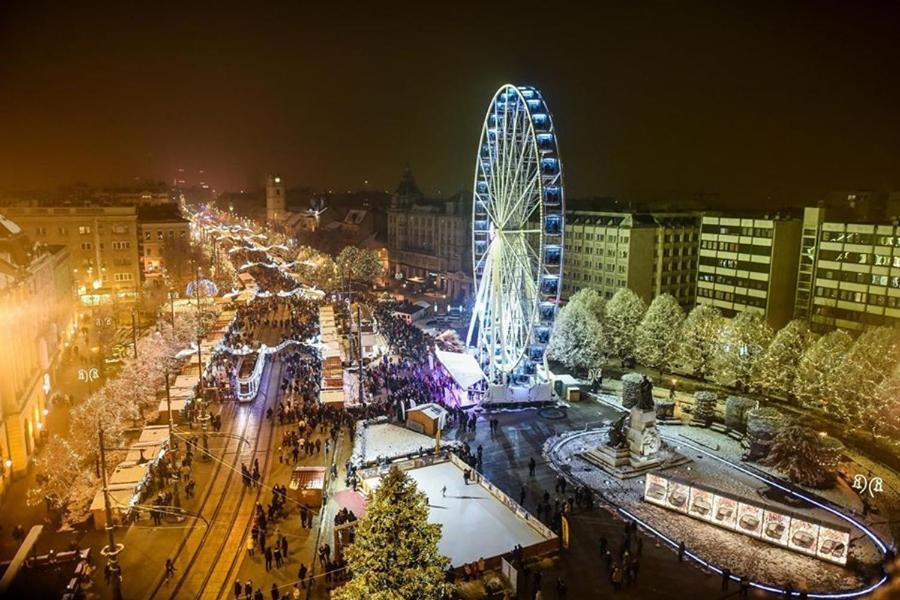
xmin=762 ymin=510 xmax=790 ymax=546
xmin=817 ymin=526 xmax=850 ymax=565
xmin=664 ymin=480 xmax=690 ymax=513
xmin=644 ymin=473 xmax=668 ymax=507
xmin=712 ymin=494 xmax=738 ymax=530
xmin=788 ymin=518 xmax=820 ymax=557
xmin=736 ymin=502 xmax=764 ymax=538
xmin=688 ymin=487 xmax=715 ymax=522
xmin=641 ymin=473 xmax=849 ymax=565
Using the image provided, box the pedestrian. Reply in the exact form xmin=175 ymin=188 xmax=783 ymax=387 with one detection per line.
xmin=265 ymin=546 xmax=273 ymax=571
xmin=273 ymin=544 xmax=282 ymax=568
xmin=556 ymin=577 xmax=567 ymax=600
xmin=281 ymin=534 xmax=288 ymax=559
xmin=164 ymin=558 xmax=176 ymax=582
xmin=739 ymin=575 xmax=750 ymax=598
xmin=677 ymin=540 xmax=686 ymax=562
xmin=722 ymin=567 xmax=731 ymax=591
xmin=246 ymin=534 xmax=255 ymax=557
xmin=463 ymin=469 xmax=470 ymax=486
xmin=611 ymin=564 xmax=623 ymax=591
xmin=234 ymin=579 xmax=242 ymax=600
xmin=270 ymin=582 xmax=280 ymax=600
xmin=519 ymin=485 xmax=526 ymax=506
xmin=528 ymin=457 xmax=536 ymax=477
xmin=298 ymin=563 xmax=307 ymax=588
xmin=442 ymin=485 xmax=447 ymax=497
xmin=244 ymin=580 xmax=253 ymax=600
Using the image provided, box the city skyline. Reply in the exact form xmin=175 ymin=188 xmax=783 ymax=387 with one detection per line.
xmin=1 ymin=2 xmax=899 ymax=207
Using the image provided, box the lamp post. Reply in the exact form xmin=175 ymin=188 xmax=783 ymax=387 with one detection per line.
xmin=194 ymin=266 xmax=210 ymax=460
xmin=97 ymin=423 xmax=124 ymax=600
xmin=356 ymin=303 xmax=365 ymax=406
xmin=131 ymin=309 xmax=138 ymax=359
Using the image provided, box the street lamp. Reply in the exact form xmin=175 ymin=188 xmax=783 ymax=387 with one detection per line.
xmin=97 ymin=422 xmax=124 ymax=600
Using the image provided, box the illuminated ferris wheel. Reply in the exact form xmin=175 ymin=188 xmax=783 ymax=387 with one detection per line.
xmin=466 ymin=84 xmax=565 ymax=385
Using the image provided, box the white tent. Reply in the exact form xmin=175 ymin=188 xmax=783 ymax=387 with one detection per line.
xmin=435 ymin=350 xmax=485 ymax=390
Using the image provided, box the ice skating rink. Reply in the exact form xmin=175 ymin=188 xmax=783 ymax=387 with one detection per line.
xmin=406 ymin=460 xmax=550 ymax=567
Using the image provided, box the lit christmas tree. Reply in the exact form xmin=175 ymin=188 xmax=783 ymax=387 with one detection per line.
xmin=333 ymin=466 xmax=452 ymax=600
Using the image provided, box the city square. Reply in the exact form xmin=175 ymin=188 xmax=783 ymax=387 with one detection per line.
xmin=0 ymin=3 xmax=899 ymax=600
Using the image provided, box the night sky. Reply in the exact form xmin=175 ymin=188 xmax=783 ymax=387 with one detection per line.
xmin=1 ymin=1 xmax=898 ymax=207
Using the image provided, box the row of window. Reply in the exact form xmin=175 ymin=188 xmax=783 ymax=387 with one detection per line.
xmin=821 ymin=231 xmax=900 ymax=247
xmin=817 ymin=269 xmax=900 ymax=288
xmin=78 ymin=241 xmax=131 ymax=251
xmin=699 ymin=240 xmax=772 ymax=255
xmin=32 ymin=224 xmax=131 ymax=236
xmin=813 ymin=305 xmax=897 ymax=325
xmin=814 ymin=286 xmax=900 ymax=307
xmin=697 ymin=287 xmax=767 ymax=308
xmin=144 ymin=229 xmax=186 ymax=241
xmin=698 ymin=273 xmax=769 ymax=290
xmin=818 ymin=250 xmax=900 ymax=267
xmin=701 ymin=225 xmax=774 ymax=238
xmin=567 ymin=232 xmax=629 ymax=243
xmin=698 ymin=257 xmax=771 ymax=273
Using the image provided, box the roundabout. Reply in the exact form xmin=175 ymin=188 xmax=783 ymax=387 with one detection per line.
xmin=544 ymin=425 xmax=890 ymax=597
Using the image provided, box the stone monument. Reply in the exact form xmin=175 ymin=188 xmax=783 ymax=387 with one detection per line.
xmin=580 ymin=373 xmax=661 ymax=476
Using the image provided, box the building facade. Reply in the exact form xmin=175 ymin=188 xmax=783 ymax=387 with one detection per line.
xmin=696 ymin=214 xmax=801 ymax=330
xmin=0 ymin=217 xmax=75 ymax=491
xmin=386 ymin=169 xmax=472 ymax=300
xmin=2 ymin=206 xmax=141 ymax=303
xmin=562 ymin=210 xmax=700 ymax=307
xmin=793 ymin=205 xmax=900 ymax=333
xmin=137 ymin=205 xmax=191 ymax=280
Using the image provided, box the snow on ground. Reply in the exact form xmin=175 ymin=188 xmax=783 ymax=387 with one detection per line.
xmin=352 ymin=419 xmax=460 ymax=467
xmin=406 ymin=460 xmax=551 ymax=567
xmin=545 ymin=429 xmax=882 ymax=593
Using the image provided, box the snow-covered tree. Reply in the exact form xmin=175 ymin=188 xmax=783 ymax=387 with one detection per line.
xmin=836 ymin=326 xmax=900 ymax=427
xmin=603 ymin=288 xmax=646 ymax=359
xmin=751 ymin=319 xmax=814 ymax=398
xmin=678 ymin=305 xmax=724 ymax=380
xmin=763 ymin=419 xmax=840 ymax=489
xmin=569 ymin=287 xmax=606 ymax=323
xmin=711 ymin=311 xmax=773 ymax=390
xmin=336 ymin=246 xmax=384 ymax=286
xmin=864 ymin=361 xmax=900 ymax=440
xmin=547 ymin=300 xmax=606 ymax=374
xmin=27 ymin=438 xmax=100 ymax=527
xmin=333 ymin=466 xmax=451 ymax=600
xmin=634 ymin=294 xmax=684 ymax=373
xmin=792 ymin=330 xmax=853 ymax=411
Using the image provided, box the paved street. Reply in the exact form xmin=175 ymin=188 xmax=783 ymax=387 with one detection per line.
xmin=452 ymin=401 xmax=728 ymax=599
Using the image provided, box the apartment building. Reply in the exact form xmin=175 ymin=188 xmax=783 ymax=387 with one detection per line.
xmin=562 ymin=210 xmax=700 ymax=306
xmin=0 ymin=217 xmax=75 ymax=489
xmin=696 ymin=214 xmax=801 ymax=330
xmin=2 ymin=206 xmax=141 ymax=302
xmin=137 ymin=205 xmax=191 ymax=281
xmin=794 ymin=205 xmax=900 ymax=333
xmin=386 ymin=169 xmax=472 ymax=300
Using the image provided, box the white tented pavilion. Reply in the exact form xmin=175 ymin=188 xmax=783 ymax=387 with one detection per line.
xmin=434 ymin=350 xmax=485 ymax=408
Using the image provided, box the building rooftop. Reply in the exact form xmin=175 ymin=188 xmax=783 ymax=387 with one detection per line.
xmin=137 ymin=205 xmax=188 ymax=223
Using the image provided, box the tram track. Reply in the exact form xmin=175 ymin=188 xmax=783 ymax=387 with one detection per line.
xmin=144 ymin=359 xmax=282 ymax=600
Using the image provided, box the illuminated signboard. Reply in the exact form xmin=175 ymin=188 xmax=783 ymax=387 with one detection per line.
xmin=642 ymin=473 xmax=849 ymax=565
